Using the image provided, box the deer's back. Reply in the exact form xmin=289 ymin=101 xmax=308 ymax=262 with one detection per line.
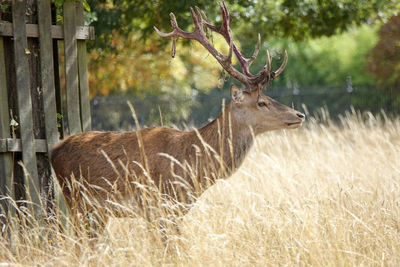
xmin=51 ymin=127 xmax=196 ymax=201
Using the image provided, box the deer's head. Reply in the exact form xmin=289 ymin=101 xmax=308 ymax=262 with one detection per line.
xmin=230 ymin=85 xmax=304 ymax=134
xmin=155 ymin=1 xmax=305 ymax=134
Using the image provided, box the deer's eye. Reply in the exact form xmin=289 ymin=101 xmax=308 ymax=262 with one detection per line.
xmin=257 ymin=102 xmax=268 ymax=108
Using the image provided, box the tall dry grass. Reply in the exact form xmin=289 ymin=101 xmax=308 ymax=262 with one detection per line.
xmin=1 ymin=109 xmax=399 ymax=266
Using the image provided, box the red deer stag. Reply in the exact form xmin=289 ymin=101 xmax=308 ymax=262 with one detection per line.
xmin=51 ymin=2 xmax=305 ymax=222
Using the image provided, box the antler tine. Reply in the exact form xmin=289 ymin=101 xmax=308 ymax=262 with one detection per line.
xmin=189 ymin=7 xmax=202 ymax=31
xmin=195 ymin=6 xmax=216 ymax=41
xmin=154 ymin=12 xmax=190 ymax=39
xmin=153 ymin=24 xmax=174 ymax=38
xmin=273 ymin=50 xmax=288 ymax=78
xmin=257 ymin=49 xmax=288 ymax=86
xmin=246 ymin=33 xmax=261 ymax=68
xmin=201 ymin=13 xmax=219 ymax=32
xmin=265 ymin=49 xmax=272 ymax=74
xmin=220 ymin=1 xmax=230 ymax=31
xmin=194 ymin=7 xmax=204 ymax=28
xmin=223 ymin=37 xmax=234 ymax=65
xmin=154 ymin=12 xmax=190 ymax=58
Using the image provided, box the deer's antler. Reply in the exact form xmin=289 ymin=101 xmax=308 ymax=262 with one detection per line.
xmin=154 ymin=1 xmax=287 ymax=90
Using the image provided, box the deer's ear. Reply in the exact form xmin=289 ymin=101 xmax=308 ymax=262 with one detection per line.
xmin=231 ymin=84 xmax=245 ymax=103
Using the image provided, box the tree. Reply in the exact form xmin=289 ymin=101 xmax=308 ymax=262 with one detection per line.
xmin=368 ymin=14 xmax=400 ymax=99
xmin=87 ymin=0 xmax=397 ymax=49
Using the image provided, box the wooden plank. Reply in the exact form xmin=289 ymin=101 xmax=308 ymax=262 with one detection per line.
xmin=38 ymin=0 xmax=69 ymax=220
xmin=75 ymin=2 xmax=92 ymax=132
xmin=63 ymin=0 xmax=82 ymax=135
xmin=0 ymin=22 xmax=95 ymax=40
xmin=0 ymin=138 xmax=47 ymax=153
xmin=0 ymin=139 xmax=6 ymax=151
xmin=38 ymin=0 xmax=59 ymax=153
xmin=0 ymin=36 xmax=14 ymax=221
xmin=12 ymin=0 xmax=41 ymax=210
xmin=0 ymin=138 xmax=48 ymax=153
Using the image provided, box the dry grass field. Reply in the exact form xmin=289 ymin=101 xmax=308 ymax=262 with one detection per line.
xmin=1 ymin=109 xmax=400 ymax=266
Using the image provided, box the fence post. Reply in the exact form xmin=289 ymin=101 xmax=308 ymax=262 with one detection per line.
xmin=37 ymin=0 xmax=69 ymax=218
xmin=0 ymin=36 xmax=15 ymax=226
xmin=12 ymin=0 xmax=41 ymax=216
xmin=75 ymin=2 xmax=92 ymax=132
xmin=63 ymin=0 xmax=82 ymax=135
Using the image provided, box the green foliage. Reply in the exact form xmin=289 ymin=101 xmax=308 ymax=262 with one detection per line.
xmin=86 ymin=0 xmax=398 ymax=51
xmin=52 ymin=0 xmax=91 ymax=11
xmin=52 ymin=0 xmax=93 ymax=24
xmin=267 ymin=25 xmax=379 ymax=89
xmin=0 ymin=2 xmax=10 ymax=12
xmin=269 ymin=0 xmax=394 ymax=40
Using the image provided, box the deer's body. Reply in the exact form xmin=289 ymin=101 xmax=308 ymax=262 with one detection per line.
xmin=52 ymin=103 xmax=253 ymax=207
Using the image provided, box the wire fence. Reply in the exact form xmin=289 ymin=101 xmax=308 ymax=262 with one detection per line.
xmin=90 ymin=85 xmax=399 ymax=131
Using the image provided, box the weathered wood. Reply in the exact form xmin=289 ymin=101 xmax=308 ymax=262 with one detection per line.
xmin=75 ymin=2 xmax=91 ymax=131
xmin=0 ymin=138 xmax=7 ymax=152
xmin=0 ymin=36 xmax=14 ymax=222
xmin=0 ymin=138 xmax=47 ymax=153
xmin=0 ymin=139 xmax=6 ymax=151
xmin=63 ymin=0 xmax=82 ymax=135
xmin=0 ymin=22 xmax=95 ymax=40
xmin=38 ymin=0 xmax=69 ymax=218
xmin=12 ymin=0 xmax=41 ymax=209
xmin=38 ymin=0 xmax=59 ymax=155
xmin=1 ymin=0 xmax=93 ymax=220
xmin=2 ymin=3 xmax=27 ymax=206
xmin=24 ymin=0 xmax=53 ymax=214
xmin=2 ymin=13 xmax=25 ymax=208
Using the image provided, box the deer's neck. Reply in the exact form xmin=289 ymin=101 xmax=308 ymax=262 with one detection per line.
xmin=196 ymin=103 xmax=254 ymax=174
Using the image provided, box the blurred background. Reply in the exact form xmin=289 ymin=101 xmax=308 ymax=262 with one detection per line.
xmin=64 ymin=0 xmax=400 ymax=130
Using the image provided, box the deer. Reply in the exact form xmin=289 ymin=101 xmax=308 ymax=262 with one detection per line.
xmin=51 ymin=2 xmax=305 ymax=229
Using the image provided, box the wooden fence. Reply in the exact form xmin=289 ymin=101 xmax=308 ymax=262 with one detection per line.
xmin=0 ymin=0 xmax=93 ymax=223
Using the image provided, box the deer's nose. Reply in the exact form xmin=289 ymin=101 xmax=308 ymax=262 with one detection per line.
xmin=297 ymin=113 xmax=305 ymax=119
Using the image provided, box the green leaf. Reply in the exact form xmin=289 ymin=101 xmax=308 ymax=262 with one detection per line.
xmin=56 ymin=14 xmax=63 ymax=23
xmin=82 ymin=0 xmax=90 ymax=12
xmin=1 ymin=3 xmax=10 ymax=12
